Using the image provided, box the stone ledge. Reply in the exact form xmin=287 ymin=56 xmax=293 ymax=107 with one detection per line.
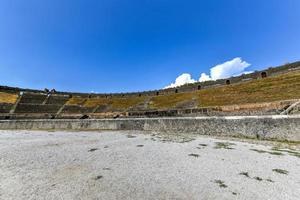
xmin=0 ymin=115 xmax=300 ymax=142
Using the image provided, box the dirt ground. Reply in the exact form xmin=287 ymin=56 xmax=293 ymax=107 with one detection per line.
xmin=0 ymin=130 xmax=299 ymax=200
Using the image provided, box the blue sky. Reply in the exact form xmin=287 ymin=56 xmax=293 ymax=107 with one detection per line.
xmin=0 ymin=0 xmax=299 ymax=93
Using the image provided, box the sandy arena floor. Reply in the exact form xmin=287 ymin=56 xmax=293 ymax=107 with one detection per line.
xmin=0 ymin=130 xmax=299 ymax=200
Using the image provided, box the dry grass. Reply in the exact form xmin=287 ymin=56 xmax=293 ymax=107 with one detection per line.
xmin=150 ymin=71 xmax=300 ymax=109
xmin=65 ymin=71 xmax=300 ymax=111
xmin=109 ymin=96 xmax=147 ymax=110
xmin=65 ymin=97 xmax=86 ymax=106
xmin=0 ymin=92 xmax=18 ymax=104
xmin=83 ymin=98 xmax=109 ymax=107
xmin=67 ymin=96 xmax=147 ymax=110
xmin=196 ymin=71 xmax=300 ymax=107
xmin=149 ymin=92 xmax=195 ymax=109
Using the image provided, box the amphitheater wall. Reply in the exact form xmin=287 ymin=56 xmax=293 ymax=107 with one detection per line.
xmin=1 ymin=115 xmax=300 ymax=141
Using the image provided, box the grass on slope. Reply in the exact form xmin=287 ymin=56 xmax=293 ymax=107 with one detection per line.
xmin=197 ymin=71 xmax=300 ymax=107
xmin=67 ymin=96 xmax=147 ymax=110
xmin=148 ymin=92 xmax=195 ymax=109
xmin=65 ymin=70 xmax=300 ymax=110
xmin=150 ymin=71 xmax=300 ymax=109
xmin=2 ymin=70 xmax=299 ymax=111
xmin=0 ymin=92 xmax=18 ymax=104
xmin=66 ymin=97 xmax=86 ymax=106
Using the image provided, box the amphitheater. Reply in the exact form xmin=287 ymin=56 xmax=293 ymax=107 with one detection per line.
xmin=1 ymin=61 xmax=300 ymax=199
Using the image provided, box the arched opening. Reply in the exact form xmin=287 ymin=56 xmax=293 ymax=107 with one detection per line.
xmin=197 ymin=85 xmax=201 ymax=90
xmin=226 ymin=80 xmax=231 ymax=85
xmin=139 ymin=93 xmax=142 ymax=97
xmin=80 ymin=115 xmax=89 ymax=119
xmin=261 ymin=71 xmax=267 ymax=78
xmin=156 ymin=91 xmax=159 ymax=96
xmin=175 ymin=89 xmax=178 ymax=93
xmin=113 ymin=114 xmax=120 ymax=119
xmin=4 ymin=116 xmax=10 ymax=120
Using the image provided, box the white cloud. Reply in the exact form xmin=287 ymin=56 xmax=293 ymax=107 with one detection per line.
xmin=165 ymin=57 xmax=252 ymax=88
xmin=199 ymin=57 xmax=251 ymax=82
xmin=165 ymin=73 xmax=196 ymax=88
xmin=199 ymin=73 xmax=212 ymax=82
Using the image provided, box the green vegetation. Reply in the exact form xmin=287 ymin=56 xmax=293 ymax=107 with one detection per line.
xmin=272 ymin=169 xmax=289 ymax=175
xmin=250 ymin=149 xmax=267 ymax=153
xmin=199 ymin=143 xmax=208 ymax=147
xmin=214 ymin=142 xmax=235 ymax=149
xmin=239 ymin=172 xmax=250 ymax=178
xmin=266 ymin=178 xmax=274 ymax=183
xmin=254 ymin=176 xmax=263 ymax=181
xmin=214 ymin=180 xmax=228 ymax=188
xmin=188 ymin=153 xmax=200 ymax=157
xmin=239 ymin=171 xmax=275 ymax=183
xmin=127 ymin=135 xmax=137 ymax=138
xmin=250 ymin=148 xmax=284 ymax=156
xmin=93 ymin=175 xmax=103 ymax=180
xmin=88 ymin=148 xmax=98 ymax=152
xmin=271 ymin=147 xmax=300 ymax=158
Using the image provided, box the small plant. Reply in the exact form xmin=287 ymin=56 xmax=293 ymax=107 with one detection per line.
xmin=127 ymin=135 xmax=137 ymax=138
xmin=250 ymin=148 xmax=284 ymax=156
xmin=271 ymin=147 xmax=300 ymax=158
xmin=266 ymin=178 xmax=274 ymax=183
xmin=250 ymin=149 xmax=267 ymax=153
xmin=255 ymin=134 xmax=261 ymax=140
xmin=254 ymin=176 xmax=263 ymax=181
xmin=188 ymin=153 xmax=200 ymax=157
xmin=268 ymin=151 xmax=283 ymax=156
xmin=272 ymin=169 xmax=289 ymax=175
xmin=239 ymin=171 xmax=250 ymax=178
xmin=88 ymin=148 xmax=98 ymax=152
xmin=214 ymin=180 xmax=227 ymax=188
xmin=94 ymin=175 xmax=103 ymax=180
xmin=214 ymin=142 xmax=235 ymax=149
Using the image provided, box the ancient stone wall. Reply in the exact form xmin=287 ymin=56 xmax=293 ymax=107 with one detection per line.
xmin=0 ymin=61 xmax=299 ymax=119
xmin=1 ymin=115 xmax=300 ymax=141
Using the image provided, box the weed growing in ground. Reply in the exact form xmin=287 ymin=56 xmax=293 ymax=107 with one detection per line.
xmin=272 ymin=169 xmax=289 ymax=175
xmin=214 ymin=142 xmax=235 ymax=150
xmin=214 ymin=180 xmax=228 ymax=188
xmin=239 ymin=172 xmax=250 ymax=178
xmin=188 ymin=153 xmax=200 ymax=157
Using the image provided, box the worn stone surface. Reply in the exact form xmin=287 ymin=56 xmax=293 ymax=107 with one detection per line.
xmin=0 ymin=130 xmax=299 ymax=200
